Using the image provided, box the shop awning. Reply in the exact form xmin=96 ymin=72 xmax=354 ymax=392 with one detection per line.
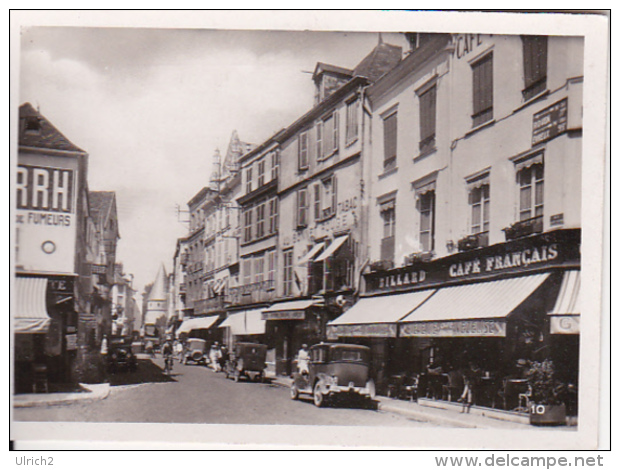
xmin=262 ymin=299 xmax=317 ymax=320
xmin=399 ymin=273 xmax=550 ymax=337
xmin=219 ymin=309 xmax=266 ymax=335
xmin=176 ymin=315 xmax=219 ymax=335
xmin=297 ymin=242 xmax=325 ymax=265
xmin=327 ymin=289 xmax=436 ymax=338
xmin=549 ymin=270 xmax=580 ymax=334
xmin=14 ymin=277 xmax=51 ymax=334
xmin=315 ymin=235 xmax=348 ymax=262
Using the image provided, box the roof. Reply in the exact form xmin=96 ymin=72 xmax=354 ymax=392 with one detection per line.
xmin=352 ymin=40 xmax=403 ymax=82
xmin=312 ymin=62 xmax=353 ymax=82
xmin=148 ymin=264 xmax=168 ymax=301
xmin=18 ymin=102 xmax=86 ymax=153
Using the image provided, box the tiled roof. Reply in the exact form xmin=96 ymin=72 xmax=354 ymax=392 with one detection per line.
xmin=353 ymin=41 xmax=403 ymax=82
xmin=89 ymin=191 xmax=115 ymax=218
xmin=18 ymin=102 xmax=86 ymax=153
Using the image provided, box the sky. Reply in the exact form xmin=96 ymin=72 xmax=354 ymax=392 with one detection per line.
xmin=16 ymin=15 xmax=410 ymax=297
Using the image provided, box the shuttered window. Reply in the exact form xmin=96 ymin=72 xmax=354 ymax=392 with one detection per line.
xmin=298 ymin=131 xmax=309 ymax=170
xmin=297 ymin=188 xmax=308 ymax=228
xmin=522 ymin=35 xmax=548 ymax=101
xmin=419 ymin=85 xmax=436 ymax=153
xmin=419 ymin=191 xmax=435 ymax=252
xmin=472 ymin=53 xmax=493 ymax=127
xmin=383 ymin=112 xmax=398 ymax=171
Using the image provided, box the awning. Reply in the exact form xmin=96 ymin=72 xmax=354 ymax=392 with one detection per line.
xmin=219 ymin=309 xmax=266 ymax=335
xmin=213 ymin=278 xmax=226 ymax=294
xmin=327 ymin=289 xmax=436 ymax=338
xmin=549 ymin=270 xmax=580 ymax=334
xmin=315 ymin=235 xmax=348 ymax=262
xmin=176 ymin=315 xmax=219 ymax=335
xmin=399 ymin=273 xmax=550 ymax=337
xmin=297 ymin=242 xmax=325 ymax=265
xmin=262 ymin=299 xmax=317 ymax=320
xmin=14 ymin=277 xmax=51 ymax=334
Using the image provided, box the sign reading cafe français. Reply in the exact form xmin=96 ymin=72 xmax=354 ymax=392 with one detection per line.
xmin=15 ymin=164 xmax=78 ymax=274
xmin=400 ymin=319 xmax=507 ymax=338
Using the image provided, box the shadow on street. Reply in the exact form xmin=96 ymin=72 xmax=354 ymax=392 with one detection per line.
xmin=108 ymin=358 xmax=177 ymax=386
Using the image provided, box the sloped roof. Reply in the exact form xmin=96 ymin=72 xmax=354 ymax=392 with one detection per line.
xmin=148 ymin=263 xmax=168 ymax=301
xmin=312 ymin=62 xmax=353 ymax=82
xmin=18 ymin=102 xmax=86 ymax=153
xmin=353 ymin=40 xmax=403 ymax=82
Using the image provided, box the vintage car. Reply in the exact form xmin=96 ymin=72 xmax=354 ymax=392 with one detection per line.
xmin=290 ymin=343 xmax=375 ymax=407
xmin=224 ymin=342 xmax=268 ymax=382
xmin=107 ymin=335 xmax=137 ymax=373
xmin=183 ymin=338 xmax=208 ymax=365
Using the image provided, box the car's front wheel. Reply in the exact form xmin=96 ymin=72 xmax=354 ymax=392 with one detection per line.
xmin=313 ymin=381 xmax=326 ymax=408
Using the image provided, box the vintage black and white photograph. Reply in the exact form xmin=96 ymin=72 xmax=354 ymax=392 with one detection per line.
xmin=10 ymin=10 xmax=609 ymax=451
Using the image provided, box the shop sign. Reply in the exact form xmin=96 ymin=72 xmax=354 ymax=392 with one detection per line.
xmin=453 ymin=33 xmax=485 ymax=59
xmin=532 ymin=98 xmax=568 ymax=146
xmin=550 ymin=315 xmax=580 ymax=334
xmin=400 ymin=319 xmax=507 ymax=337
xmin=262 ymin=310 xmax=305 ymax=321
xmin=15 ymin=164 xmax=78 ymax=274
xmin=65 ymin=333 xmax=78 ymax=351
xmin=365 ymin=229 xmax=580 ymax=294
xmin=326 ymin=323 xmax=397 ymax=338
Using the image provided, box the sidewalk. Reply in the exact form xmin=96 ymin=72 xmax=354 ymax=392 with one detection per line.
xmin=13 ymin=383 xmax=110 ymax=408
xmin=266 ymin=373 xmax=550 ymax=430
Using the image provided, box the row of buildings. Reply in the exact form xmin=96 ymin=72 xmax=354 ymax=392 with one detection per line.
xmin=14 ymin=103 xmax=139 ymax=392
xmin=163 ymin=33 xmax=582 ymax=404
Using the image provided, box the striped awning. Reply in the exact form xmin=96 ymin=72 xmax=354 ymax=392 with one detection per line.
xmin=549 ymin=270 xmax=580 ymax=334
xmin=14 ymin=277 xmax=50 ymax=333
xmin=315 ymin=236 xmax=348 ymax=262
xmin=399 ymin=273 xmax=550 ymax=337
xmin=297 ymin=242 xmax=325 ymax=265
xmin=327 ymin=289 xmax=436 ymax=338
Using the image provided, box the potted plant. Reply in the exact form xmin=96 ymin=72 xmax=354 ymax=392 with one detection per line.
xmin=525 ymin=359 xmax=567 ymax=425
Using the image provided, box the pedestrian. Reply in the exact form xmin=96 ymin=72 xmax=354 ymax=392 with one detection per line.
xmin=100 ymin=334 xmax=109 ymax=382
xmin=295 ymin=344 xmax=310 ymax=375
xmin=175 ymin=339 xmax=184 ymax=362
xmin=458 ymin=362 xmax=482 ymax=413
xmin=209 ymin=341 xmax=222 ymax=371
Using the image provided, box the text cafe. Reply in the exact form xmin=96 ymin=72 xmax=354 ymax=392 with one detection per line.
xmin=328 ymin=229 xmax=580 ymax=415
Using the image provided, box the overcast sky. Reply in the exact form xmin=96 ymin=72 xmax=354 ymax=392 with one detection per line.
xmin=17 ymin=20 xmax=409 ymax=297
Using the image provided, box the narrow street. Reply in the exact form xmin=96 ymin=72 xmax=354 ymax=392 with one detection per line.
xmin=14 ymin=356 xmax=440 ymax=427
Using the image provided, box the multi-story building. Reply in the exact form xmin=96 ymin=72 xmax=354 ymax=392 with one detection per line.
xmin=15 ymin=103 xmax=91 ymax=390
xmin=327 ymin=33 xmax=583 ymax=412
xmin=255 ymin=38 xmax=403 ymax=376
xmin=110 ymin=263 xmax=137 ymax=337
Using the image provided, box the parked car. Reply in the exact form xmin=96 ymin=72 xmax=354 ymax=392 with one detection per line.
xmin=183 ymin=338 xmax=208 ymax=365
xmin=224 ymin=342 xmax=268 ymax=382
xmin=107 ymin=335 xmax=137 ymax=373
xmin=290 ymin=343 xmax=375 ymax=407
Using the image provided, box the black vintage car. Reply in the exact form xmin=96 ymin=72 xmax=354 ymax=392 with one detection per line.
xmin=290 ymin=343 xmax=375 ymax=407
xmin=224 ymin=342 xmax=268 ymax=382
xmin=107 ymin=335 xmax=137 ymax=373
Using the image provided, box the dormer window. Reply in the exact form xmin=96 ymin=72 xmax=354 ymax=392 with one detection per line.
xmin=23 ymin=116 xmax=41 ymax=135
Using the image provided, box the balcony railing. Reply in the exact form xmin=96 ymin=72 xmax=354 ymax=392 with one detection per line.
xmin=458 ymin=232 xmax=489 ymax=252
xmin=229 ymin=280 xmax=276 ymax=306
xmin=503 ymin=216 xmax=544 ymax=241
xmin=193 ymin=295 xmax=229 ymax=315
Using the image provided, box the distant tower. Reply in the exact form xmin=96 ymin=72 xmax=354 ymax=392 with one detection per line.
xmin=144 ymin=263 xmax=168 ymax=327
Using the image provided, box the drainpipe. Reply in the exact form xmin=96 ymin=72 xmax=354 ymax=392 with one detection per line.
xmin=358 ymin=84 xmax=372 ymax=296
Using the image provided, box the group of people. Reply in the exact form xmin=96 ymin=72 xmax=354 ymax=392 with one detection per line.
xmin=159 ymin=337 xmax=228 ymax=371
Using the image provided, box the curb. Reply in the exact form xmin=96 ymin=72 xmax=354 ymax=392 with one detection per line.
xmin=13 ymin=383 xmax=110 ymax=408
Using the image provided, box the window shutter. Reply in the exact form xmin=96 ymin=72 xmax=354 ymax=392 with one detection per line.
xmin=316 ymin=122 xmax=323 ymax=160
xmin=331 ymin=175 xmax=337 ymax=214
xmin=383 ymin=113 xmax=398 ymax=161
xmin=333 ymin=110 xmax=339 ymax=151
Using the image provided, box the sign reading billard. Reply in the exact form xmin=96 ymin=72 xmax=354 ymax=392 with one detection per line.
xmin=400 ymin=319 xmax=507 ymax=338
xmin=15 ymin=164 xmax=78 ymax=274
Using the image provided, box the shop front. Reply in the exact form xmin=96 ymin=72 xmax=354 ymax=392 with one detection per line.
xmin=261 ymin=299 xmax=323 ymax=376
xmin=328 ymin=229 xmax=581 ymax=416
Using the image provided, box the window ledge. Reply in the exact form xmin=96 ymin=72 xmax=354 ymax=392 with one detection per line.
xmin=378 ymin=167 xmax=398 ymax=180
xmin=317 ymin=212 xmax=336 ymax=223
xmin=345 ymin=137 xmax=359 ymax=148
xmin=318 ymin=150 xmax=338 ymax=163
xmin=414 ymin=146 xmax=437 ymax=162
xmin=465 ymin=119 xmax=496 ymax=138
xmin=513 ymin=89 xmax=550 ymax=113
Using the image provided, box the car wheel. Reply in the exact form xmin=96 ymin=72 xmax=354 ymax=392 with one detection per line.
xmin=290 ymin=383 xmax=299 ymax=400
xmin=313 ymin=381 xmax=326 ymax=408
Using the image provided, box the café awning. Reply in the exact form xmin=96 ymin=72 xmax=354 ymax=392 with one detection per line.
xmin=327 ymin=289 xmax=436 ymax=338
xmin=297 ymin=242 xmax=325 ymax=265
xmin=399 ymin=273 xmax=550 ymax=337
xmin=176 ymin=315 xmax=219 ymax=335
xmin=262 ymin=299 xmax=318 ymax=320
xmin=219 ymin=309 xmax=266 ymax=336
xmin=315 ymin=235 xmax=348 ymax=262
xmin=549 ymin=270 xmax=580 ymax=334
xmin=14 ymin=277 xmax=51 ymax=334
